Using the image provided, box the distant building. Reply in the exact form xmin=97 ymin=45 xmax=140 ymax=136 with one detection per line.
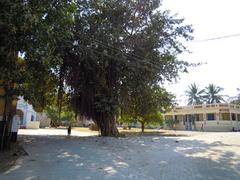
xmin=37 ymin=112 xmax=51 ymax=128
xmin=164 ymin=103 xmax=240 ymax=131
xmin=16 ymin=97 xmax=39 ymax=129
xmin=76 ymin=115 xmax=94 ymax=127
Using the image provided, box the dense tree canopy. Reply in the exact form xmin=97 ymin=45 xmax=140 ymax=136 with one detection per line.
xmin=0 ymin=0 xmax=75 ymax=149
xmin=58 ymin=0 xmax=193 ymax=136
xmin=1 ymin=0 xmax=193 ymax=141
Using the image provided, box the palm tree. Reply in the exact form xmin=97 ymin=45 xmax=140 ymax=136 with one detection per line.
xmin=203 ymin=84 xmax=225 ymax=104
xmin=185 ymin=83 xmax=204 ymax=105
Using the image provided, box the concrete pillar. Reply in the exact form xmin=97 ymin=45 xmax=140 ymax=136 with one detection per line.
xmin=237 ymin=114 xmax=240 ymax=131
xmin=202 ymin=113 xmax=207 ymax=131
xmin=219 ymin=113 xmax=222 ymax=120
xmin=215 ymin=113 xmax=220 ymax=121
xmin=203 ymin=113 xmax=207 ymax=123
xmin=185 ymin=115 xmax=188 ymax=130
xmin=23 ymin=110 xmax=28 ymax=126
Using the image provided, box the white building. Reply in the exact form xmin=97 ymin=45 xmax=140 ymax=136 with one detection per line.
xmin=16 ymin=97 xmax=39 ymax=129
xmin=164 ymin=103 xmax=240 ymax=131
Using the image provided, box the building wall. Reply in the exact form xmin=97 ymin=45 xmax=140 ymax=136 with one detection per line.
xmin=76 ymin=115 xmax=94 ymax=127
xmin=37 ymin=112 xmax=51 ymax=128
xmin=16 ymin=97 xmax=38 ymax=129
xmin=173 ymin=120 xmax=239 ymax=132
xmin=164 ymin=103 xmax=240 ymax=132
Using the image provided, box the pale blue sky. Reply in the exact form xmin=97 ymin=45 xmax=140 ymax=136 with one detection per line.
xmin=162 ymin=0 xmax=240 ymax=105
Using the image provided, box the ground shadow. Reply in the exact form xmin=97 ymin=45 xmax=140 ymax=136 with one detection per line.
xmin=0 ymin=133 xmax=240 ymax=180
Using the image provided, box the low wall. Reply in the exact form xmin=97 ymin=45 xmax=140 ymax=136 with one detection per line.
xmin=37 ymin=112 xmax=51 ymax=128
xmin=172 ymin=120 xmax=240 ymax=132
xmin=26 ymin=121 xmax=40 ymax=129
xmin=196 ymin=121 xmax=239 ymax=131
xmin=175 ymin=124 xmax=186 ymax=130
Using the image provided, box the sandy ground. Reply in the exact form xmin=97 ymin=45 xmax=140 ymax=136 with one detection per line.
xmin=18 ymin=128 xmax=99 ymax=136
xmin=0 ymin=129 xmax=240 ymax=180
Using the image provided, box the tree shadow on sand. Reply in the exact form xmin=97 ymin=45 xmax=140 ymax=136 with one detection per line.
xmin=0 ymin=134 xmax=240 ymax=180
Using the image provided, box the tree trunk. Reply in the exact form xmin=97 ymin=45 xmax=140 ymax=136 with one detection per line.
xmin=96 ymin=113 xmax=119 ymax=136
xmin=0 ymin=95 xmax=16 ymax=150
xmin=0 ymin=97 xmax=8 ymax=150
xmin=0 ymin=49 xmax=18 ymax=150
xmin=5 ymin=105 xmax=15 ymax=149
xmin=141 ymin=122 xmax=145 ymax=133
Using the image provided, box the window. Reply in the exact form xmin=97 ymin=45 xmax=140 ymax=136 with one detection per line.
xmin=174 ymin=115 xmax=178 ymax=121
xmin=222 ymin=113 xmax=230 ymax=120
xmin=207 ymin=113 xmax=215 ymax=120
xmin=195 ymin=114 xmax=201 ymax=121
xmin=232 ymin=113 xmax=236 ymax=121
xmin=31 ymin=115 xmax=34 ymax=121
xmin=238 ymin=114 xmax=240 ymax=121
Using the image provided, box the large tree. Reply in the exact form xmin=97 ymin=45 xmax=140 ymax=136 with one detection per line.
xmin=0 ymin=0 xmax=75 ymax=149
xmin=59 ymin=0 xmax=193 ymax=136
xmin=1 ymin=0 xmax=193 ymax=142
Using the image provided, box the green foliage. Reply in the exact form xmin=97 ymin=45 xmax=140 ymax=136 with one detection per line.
xmin=119 ymin=112 xmax=133 ymax=124
xmin=0 ymin=0 xmax=75 ymax=110
xmin=1 ymin=0 xmax=193 ymax=136
xmin=62 ymin=0 xmax=193 ymax=135
xmin=45 ymin=93 xmax=75 ymax=127
xmin=120 ymin=85 xmax=174 ymax=132
xmin=203 ymin=84 xmax=226 ymax=104
xmin=185 ymin=83 xmax=205 ymax=105
xmin=54 ymin=1 xmax=189 ymax=134
xmin=185 ymin=83 xmax=226 ymax=105
xmin=142 ymin=111 xmax=164 ymax=126
xmin=0 ymin=0 xmax=75 ymax=148
xmin=45 ymin=105 xmax=75 ymax=127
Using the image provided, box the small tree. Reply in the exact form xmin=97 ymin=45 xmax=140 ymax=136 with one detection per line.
xmin=139 ymin=111 xmax=164 ymax=133
xmin=45 ymin=105 xmax=75 ymax=127
xmin=120 ymin=85 xmax=174 ymax=133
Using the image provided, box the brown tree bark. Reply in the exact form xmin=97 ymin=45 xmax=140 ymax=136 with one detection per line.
xmin=0 ymin=81 xmax=18 ymax=150
xmin=96 ymin=113 xmax=119 ymax=136
xmin=0 ymin=96 xmax=8 ymax=150
xmin=0 ymin=95 xmax=16 ymax=150
xmin=141 ymin=122 xmax=145 ymax=133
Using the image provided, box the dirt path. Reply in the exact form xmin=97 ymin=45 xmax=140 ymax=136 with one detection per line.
xmin=0 ymin=141 xmax=27 ymax=174
xmin=1 ymin=130 xmax=240 ymax=180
